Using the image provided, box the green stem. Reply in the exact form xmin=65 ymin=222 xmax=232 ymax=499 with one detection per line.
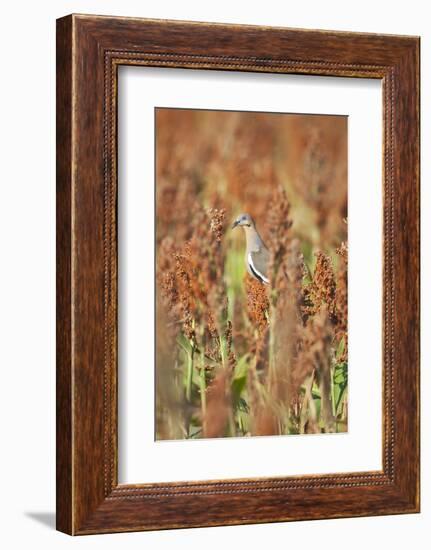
xmin=186 ymin=344 xmax=195 ymax=403
xmin=220 ymin=334 xmax=228 ymax=368
xmin=199 ymin=353 xmax=206 ymax=417
xmin=268 ymin=314 xmax=276 ymax=388
xmin=330 ymin=365 xmax=336 ymax=418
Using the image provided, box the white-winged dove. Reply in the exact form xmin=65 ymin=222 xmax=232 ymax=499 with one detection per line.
xmin=232 ymin=213 xmax=270 ymax=284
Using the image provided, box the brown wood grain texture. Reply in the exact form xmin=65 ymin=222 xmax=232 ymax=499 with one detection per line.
xmin=56 ymin=14 xmax=420 ymax=534
xmin=56 ymin=15 xmax=73 ymax=535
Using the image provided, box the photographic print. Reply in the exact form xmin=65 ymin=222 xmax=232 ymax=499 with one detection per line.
xmin=155 ymin=107 xmax=348 ymax=441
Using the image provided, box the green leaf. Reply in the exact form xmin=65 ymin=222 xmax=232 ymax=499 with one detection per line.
xmin=313 ymin=394 xmax=321 ymax=421
xmin=232 ymin=375 xmax=247 ymax=398
xmin=188 ymin=426 xmax=202 ymax=439
xmin=336 ymin=337 xmax=345 ymax=360
xmin=231 ymin=355 xmax=251 ymax=406
xmin=333 ymin=362 xmax=348 ymax=415
xmin=333 ymin=362 xmax=347 ymax=383
xmin=177 ymin=333 xmax=193 ymax=355
xmin=234 ymin=354 xmax=250 ymax=380
xmin=237 ymin=397 xmax=250 ymax=413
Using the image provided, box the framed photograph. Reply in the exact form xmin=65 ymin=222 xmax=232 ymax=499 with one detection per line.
xmin=56 ymin=14 xmax=420 ymax=534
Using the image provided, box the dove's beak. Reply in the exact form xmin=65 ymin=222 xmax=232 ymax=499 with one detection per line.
xmin=232 ymin=220 xmax=239 ymax=229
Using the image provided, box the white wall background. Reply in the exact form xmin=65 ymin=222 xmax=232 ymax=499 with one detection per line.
xmin=0 ymin=1 xmax=427 ymax=548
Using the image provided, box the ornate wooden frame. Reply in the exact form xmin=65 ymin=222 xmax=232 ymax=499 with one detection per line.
xmin=56 ymin=14 xmax=420 ymax=535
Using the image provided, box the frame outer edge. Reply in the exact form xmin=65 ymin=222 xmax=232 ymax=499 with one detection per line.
xmin=56 ymin=14 xmax=74 ymax=535
xmin=57 ymin=14 xmax=421 ymax=535
xmin=392 ymin=38 xmax=420 ymax=510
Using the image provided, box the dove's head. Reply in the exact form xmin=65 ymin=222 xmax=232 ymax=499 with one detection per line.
xmin=232 ymin=213 xmax=254 ymax=230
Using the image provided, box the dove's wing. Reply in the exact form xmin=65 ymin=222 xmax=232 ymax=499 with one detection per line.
xmin=248 ymin=247 xmax=270 ymax=284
